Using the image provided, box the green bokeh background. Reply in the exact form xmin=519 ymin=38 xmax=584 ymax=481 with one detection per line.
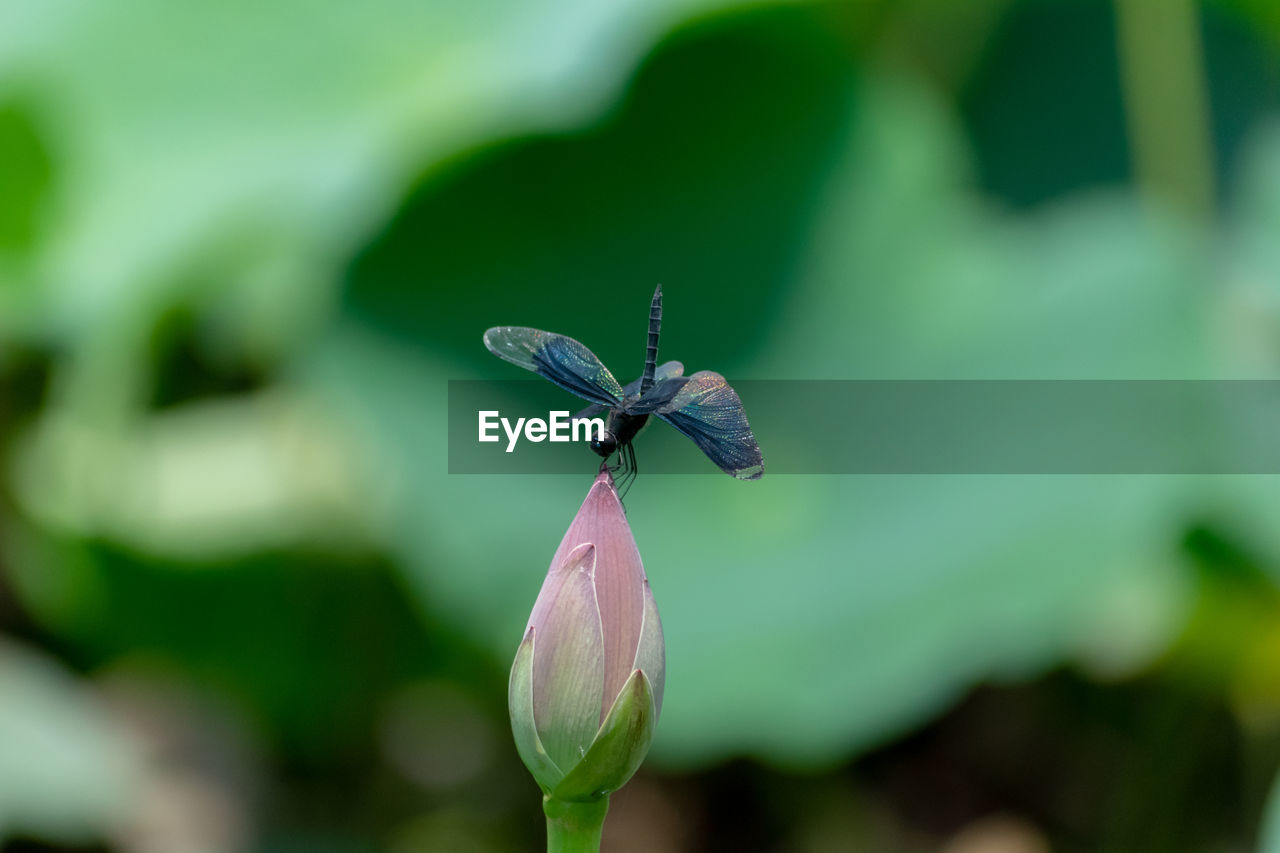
xmin=4 ymin=0 xmax=1280 ymax=850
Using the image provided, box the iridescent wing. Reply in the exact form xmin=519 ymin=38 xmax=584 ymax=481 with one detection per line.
xmin=656 ymin=371 xmax=764 ymax=479
xmin=622 ymin=377 xmax=687 ymax=415
xmin=484 ymin=327 xmax=624 ymax=408
xmin=573 ymin=361 xmax=684 ymax=421
xmin=639 ymin=360 xmax=685 ymax=390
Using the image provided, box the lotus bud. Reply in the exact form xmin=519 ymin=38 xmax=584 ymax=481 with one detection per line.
xmin=509 ymin=469 xmax=665 ymax=804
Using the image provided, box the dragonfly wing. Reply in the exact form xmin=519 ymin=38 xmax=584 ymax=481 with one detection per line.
xmin=571 ymin=402 xmax=608 ymax=421
xmin=578 ymin=360 xmax=684 ymax=420
xmin=483 ymin=327 xmax=624 ymax=407
xmin=624 ymin=376 xmax=688 ymax=414
xmin=617 ymin=360 xmax=685 ymax=414
xmin=656 ymin=370 xmax=764 ymax=479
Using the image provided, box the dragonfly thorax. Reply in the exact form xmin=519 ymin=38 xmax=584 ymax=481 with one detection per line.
xmin=589 ymin=411 xmax=649 ymax=458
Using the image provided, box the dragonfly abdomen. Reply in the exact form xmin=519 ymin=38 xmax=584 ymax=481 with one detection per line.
xmin=640 ymin=285 xmax=662 ymax=394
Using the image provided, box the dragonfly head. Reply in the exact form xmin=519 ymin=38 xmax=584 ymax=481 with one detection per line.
xmin=589 ymin=433 xmax=617 ymax=458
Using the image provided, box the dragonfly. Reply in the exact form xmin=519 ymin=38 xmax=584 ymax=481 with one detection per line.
xmin=483 ymin=284 xmax=763 ymax=492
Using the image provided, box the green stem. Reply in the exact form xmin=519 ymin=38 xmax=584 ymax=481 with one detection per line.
xmin=1114 ymin=0 xmax=1215 ymax=220
xmin=543 ymin=795 xmax=609 ymax=853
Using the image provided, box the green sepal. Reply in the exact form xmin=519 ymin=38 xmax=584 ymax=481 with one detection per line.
xmin=509 ymin=628 xmax=566 ymax=792
xmin=551 ymin=668 xmax=656 ymax=802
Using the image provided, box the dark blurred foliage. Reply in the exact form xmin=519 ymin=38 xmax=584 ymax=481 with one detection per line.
xmin=5 ymin=0 xmax=1280 ymax=851
xmin=344 ymin=6 xmax=855 ymax=374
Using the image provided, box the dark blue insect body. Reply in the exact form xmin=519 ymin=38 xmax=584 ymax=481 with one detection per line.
xmin=483 ymin=285 xmax=764 ymax=487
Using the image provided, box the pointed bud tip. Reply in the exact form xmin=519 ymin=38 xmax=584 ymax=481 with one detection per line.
xmin=584 ymin=468 xmax=625 ymax=515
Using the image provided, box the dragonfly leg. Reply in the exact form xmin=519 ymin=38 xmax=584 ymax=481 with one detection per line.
xmin=617 ymin=442 xmax=638 ymax=500
xmin=603 ymin=452 xmax=627 ymax=498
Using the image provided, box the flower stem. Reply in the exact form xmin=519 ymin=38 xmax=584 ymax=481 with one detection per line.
xmin=543 ymin=795 xmax=609 ymax=853
xmin=1115 ymin=0 xmax=1214 ymax=220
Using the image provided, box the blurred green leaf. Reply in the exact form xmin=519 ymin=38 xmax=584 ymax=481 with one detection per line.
xmin=1263 ymin=766 xmax=1280 ymax=853
xmin=300 ymin=9 xmax=1232 ymax=767
xmin=1 ymin=0 xmax=760 ymax=357
xmin=0 ymin=0 xmax=777 ymax=561
xmin=4 ymin=0 xmax=1280 ymax=820
xmin=0 ymin=100 xmax=53 ymax=255
xmin=0 ymin=639 xmax=138 ymax=843
xmin=2 ymin=525 xmax=477 ymax=760
xmin=8 ymin=391 xmax=372 ymax=560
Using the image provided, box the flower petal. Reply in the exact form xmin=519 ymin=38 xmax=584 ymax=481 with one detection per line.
xmin=530 ymin=542 xmax=605 ymax=770
xmin=508 ymin=627 xmax=565 ymax=792
xmin=553 ymin=470 xmax=647 ymax=723
xmin=632 ymin=578 xmax=665 ymax=718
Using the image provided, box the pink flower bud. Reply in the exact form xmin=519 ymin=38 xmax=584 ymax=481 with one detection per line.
xmin=509 ymin=469 xmax=664 ymax=799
